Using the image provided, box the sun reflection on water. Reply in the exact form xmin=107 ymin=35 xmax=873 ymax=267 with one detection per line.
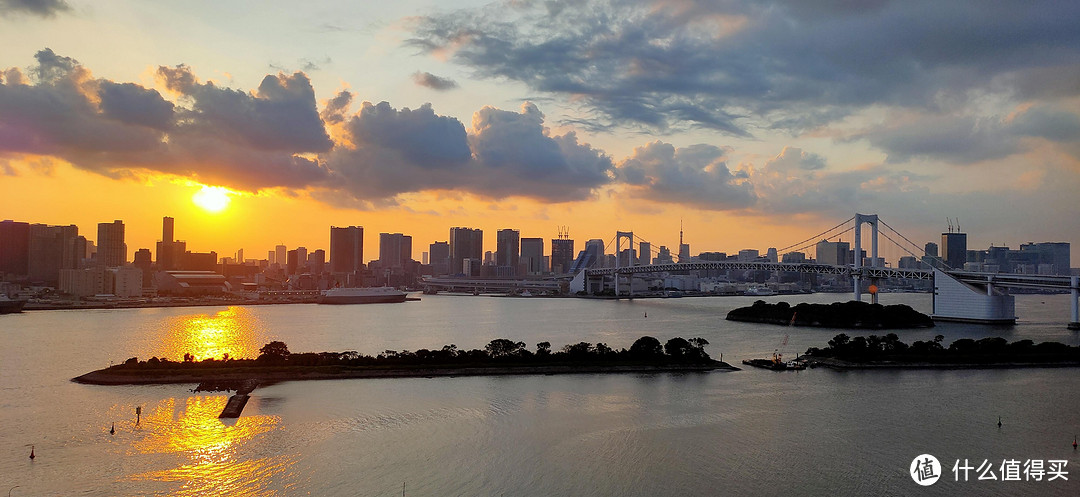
xmin=160 ymin=307 xmax=262 ymax=361
xmin=128 ymin=396 xmax=294 ymax=496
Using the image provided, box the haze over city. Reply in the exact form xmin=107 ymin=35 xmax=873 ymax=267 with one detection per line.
xmin=3 ymin=0 xmax=1080 ymax=263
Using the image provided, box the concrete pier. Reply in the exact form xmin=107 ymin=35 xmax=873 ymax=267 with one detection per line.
xmin=219 ymin=394 xmax=250 ymax=418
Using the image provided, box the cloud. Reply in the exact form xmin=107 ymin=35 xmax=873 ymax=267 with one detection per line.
xmin=409 ymin=0 xmax=1080 ymax=135
xmin=328 ymin=101 xmax=614 ymax=202
xmin=0 ymin=0 xmax=69 ymax=17
xmin=850 ymin=106 xmax=1080 ymax=163
xmin=412 ymin=71 xmax=459 ymax=90
xmin=617 ymin=141 xmax=756 ymax=210
xmin=0 ymin=49 xmax=331 ymax=190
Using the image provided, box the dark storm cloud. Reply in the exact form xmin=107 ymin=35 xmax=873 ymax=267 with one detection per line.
xmin=409 ymin=0 xmax=1080 ymax=136
xmin=0 ymin=0 xmax=69 ymax=17
xmin=616 ymin=141 xmax=756 ymax=210
xmin=412 ymin=71 xmax=459 ymax=90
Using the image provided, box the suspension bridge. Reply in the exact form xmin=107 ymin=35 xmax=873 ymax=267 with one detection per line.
xmin=569 ymin=213 xmax=1079 ymax=329
xmin=422 ymin=213 xmax=1079 ymax=328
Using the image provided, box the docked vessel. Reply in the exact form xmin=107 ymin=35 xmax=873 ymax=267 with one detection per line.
xmin=317 ymin=287 xmax=407 ymax=305
xmin=0 ymin=295 xmax=27 ymax=314
xmin=742 ymin=350 xmax=806 ymax=371
xmin=744 ymin=284 xmax=778 ymax=296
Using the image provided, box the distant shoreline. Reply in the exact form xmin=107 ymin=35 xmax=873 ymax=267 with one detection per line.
xmin=807 ymin=357 xmax=1080 ymax=370
xmin=72 ymin=362 xmax=739 ymax=385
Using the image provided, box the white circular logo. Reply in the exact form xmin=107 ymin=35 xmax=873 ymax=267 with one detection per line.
xmin=910 ymin=454 xmax=941 ymax=486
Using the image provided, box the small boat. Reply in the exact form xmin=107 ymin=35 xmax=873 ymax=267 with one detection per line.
xmin=0 ymin=294 xmax=27 ymax=314
xmin=744 ymin=284 xmax=777 ymax=296
xmin=742 ymin=350 xmax=806 ymax=371
xmin=317 ymin=287 xmax=407 ymax=305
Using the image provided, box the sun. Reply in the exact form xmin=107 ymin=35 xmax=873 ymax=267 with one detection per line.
xmin=192 ymin=186 xmax=232 ymax=213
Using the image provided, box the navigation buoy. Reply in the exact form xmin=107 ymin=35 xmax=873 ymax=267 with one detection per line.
xmin=997 ymin=416 xmax=1002 ymax=428
xmin=29 ymin=445 xmax=35 ymax=460
xmin=644 ymin=312 xmax=647 ymax=318
xmin=110 ymin=422 xmax=115 ymax=435
xmin=1073 ymin=436 xmax=1077 ymax=449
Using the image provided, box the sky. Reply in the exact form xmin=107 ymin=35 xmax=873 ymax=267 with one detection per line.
xmin=2 ymin=0 xmax=1079 ymax=265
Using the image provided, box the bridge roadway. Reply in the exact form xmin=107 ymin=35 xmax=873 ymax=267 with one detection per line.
xmin=584 ymin=261 xmax=933 ymax=280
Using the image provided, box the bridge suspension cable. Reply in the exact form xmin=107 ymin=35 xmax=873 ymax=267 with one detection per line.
xmin=878 ymin=218 xmax=954 ymax=270
xmin=776 ymin=216 xmax=855 ymax=254
xmin=784 ymin=225 xmax=855 ymax=255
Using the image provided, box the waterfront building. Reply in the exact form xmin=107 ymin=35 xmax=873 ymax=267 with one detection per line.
xmin=330 ymin=226 xmax=364 ymax=273
xmin=550 ymin=238 xmax=575 ymax=274
xmin=520 ymin=237 xmax=544 ymax=274
xmin=429 ymin=241 xmax=450 ymax=276
xmin=815 ymin=240 xmax=850 ymax=266
xmin=379 ymin=233 xmax=413 ymax=268
xmin=941 ymin=232 xmax=967 ymax=270
xmin=496 ymin=229 xmax=520 ymax=275
xmin=97 ymin=220 xmax=126 ymax=267
xmin=28 ymin=223 xmax=81 ymax=285
xmin=0 ymin=220 xmax=30 ymax=277
xmin=638 ymin=242 xmax=651 ymax=266
xmin=450 ymin=227 xmax=483 ymax=276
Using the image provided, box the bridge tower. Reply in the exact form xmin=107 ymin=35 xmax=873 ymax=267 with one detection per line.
xmin=615 ymin=231 xmax=634 ymax=296
xmin=853 ymin=213 xmax=880 ymax=302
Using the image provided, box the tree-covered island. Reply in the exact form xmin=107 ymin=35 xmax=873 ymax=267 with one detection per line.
xmin=804 ymin=333 xmax=1080 ymax=369
xmin=73 ymin=336 xmax=737 ymax=385
xmin=726 ymin=300 xmax=934 ymax=329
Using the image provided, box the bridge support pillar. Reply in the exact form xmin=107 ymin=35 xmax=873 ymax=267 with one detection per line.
xmin=852 ymin=213 xmax=879 ymax=302
xmin=1070 ymin=276 xmax=1079 ymax=330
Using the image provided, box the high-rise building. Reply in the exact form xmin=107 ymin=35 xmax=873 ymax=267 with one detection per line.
xmin=133 ymin=248 xmax=153 ymax=287
xmin=275 ymin=245 xmax=288 ymax=269
xmin=638 ymin=242 xmax=651 ymax=266
xmin=309 ymin=249 xmax=326 ymax=274
xmin=450 ymin=227 xmax=482 ymax=275
xmin=379 ymin=233 xmax=412 ymax=268
xmin=738 ymin=249 xmax=760 ymax=262
xmin=0 ymin=220 xmax=30 ymax=277
xmin=815 ymin=240 xmax=850 ymax=266
xmin=520 ymin=237 xmax=544 ymax=274
xmin=655 ymin=246 xmax=673 ymax=265
xmin=286 ymin=249 xmax=299 ymax=275
xmin=330 ymin=226 xmax=363 ymax=273
xmin=766 ymin=248 xmax=778 ymax=263
xmin=550 ymin=238 xmax=575 ymax=274
xmin=429 ymin=241 xmax=450 ymax=276
xmin=28 ymin=224 xmax=80 ymax=284
xmin=156 ymin=216 xmax=185 ymax=271
xmin=496 ymin=229 xmax=520 ymax=273
xmin=97 ymin=220 xmax=126 ymax=267
xmin=267 ymin=250 xmax=275 ymax=264
xmin=295 ymin=247 xmax=308 ymax=273
xmin=941 ymin=232 xmax=967 ymax=270
xmin=1020 ymin=242 xmax=1071 ymax=275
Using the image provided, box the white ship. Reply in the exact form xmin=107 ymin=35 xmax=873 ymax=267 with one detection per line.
xmin=744 ymin=284 xmax=778 ymax=296
xmin=317 ymin=287 xmax=408 ymax=305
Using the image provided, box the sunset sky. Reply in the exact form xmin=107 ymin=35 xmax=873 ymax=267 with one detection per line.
xmin=2 ymin=0 xmax=1079 ymax=264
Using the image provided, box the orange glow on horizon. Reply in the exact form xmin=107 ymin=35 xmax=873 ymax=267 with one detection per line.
xmin=192 ymin=185 xmax=233 ymax=213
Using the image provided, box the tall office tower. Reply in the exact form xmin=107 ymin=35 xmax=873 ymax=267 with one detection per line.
xmin=422 ymin=252 xmax=429 ymax=265
xmin=0 ymin=220 xmax=30 ymax=277
xmin=766 ymin=248 xmax=778 ymax=263
xmin=156 ymin=216 xmax=186 ymax=270
xmin=450 ymin=227 xmax=483 ymax=275
xmin=941 ymin=232 xmax=967 ymax=270
xmin=330 ymin=226 xmax=363 ymax=273
xmin=286 ymin=249 xmax=299 ymax=275
xmin=429 ymin=241 xmax=450 ymax=275
xmin=268 ymin=250 xmax=275 ymax=264
xmin=815 ymin=240 xmax=850 ymax=266
xmin=496 ymin=229 xmax=520 ymax=272
xmin=309 ymin=249 xmax=326 ymax=274
xmin=379 ymin=233 xmax=413 ymax=268
xmin=1020 ymin=242 xmax=1071 ymax=275
xmin=295 ymin=247 xmax=308 ymax=273
xmin=28 ymin=224 xmax=80 ymax=284
xmin=638 ymin=242 xmax=651 ymax=266
xmin=550 ymin=238 xmax=574 ymax=274
xmin=275 ymin=245 xmax=288 ymax=269
xmin=97 ymin=220 xmax=126 ymax=267
xmin=236 ymin=248 xmax=244 ymax=263
xmin=520 ymin=237 xmax=544 ymax=274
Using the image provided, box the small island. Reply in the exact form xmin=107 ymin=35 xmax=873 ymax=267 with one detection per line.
xmin=726 ymin=300 xmax=934 ymax=329
xmin=804 ymin=333 xmax=1080 ymax=369
xmin=73 ymin=336 xmax=737 ymax=386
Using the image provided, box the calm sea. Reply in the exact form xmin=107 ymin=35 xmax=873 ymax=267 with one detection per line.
xmin=1 ymin=293 xmax=1078 ymax=496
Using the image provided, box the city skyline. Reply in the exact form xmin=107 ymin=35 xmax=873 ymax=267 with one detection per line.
xmin=3 ymin=1 xmax=1080 ymax=264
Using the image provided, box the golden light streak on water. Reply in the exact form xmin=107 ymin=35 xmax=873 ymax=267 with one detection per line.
xmin=160 ymin=307 xmax=262 ymax=361
xmin=127 ymin=396 xmax=292 ymax=496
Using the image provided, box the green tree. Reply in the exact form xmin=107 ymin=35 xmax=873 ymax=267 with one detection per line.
xmin=485 ymin=339 xmax=526 ymax=358
xmin=258 ymin=341 xmax=290 ymax=362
